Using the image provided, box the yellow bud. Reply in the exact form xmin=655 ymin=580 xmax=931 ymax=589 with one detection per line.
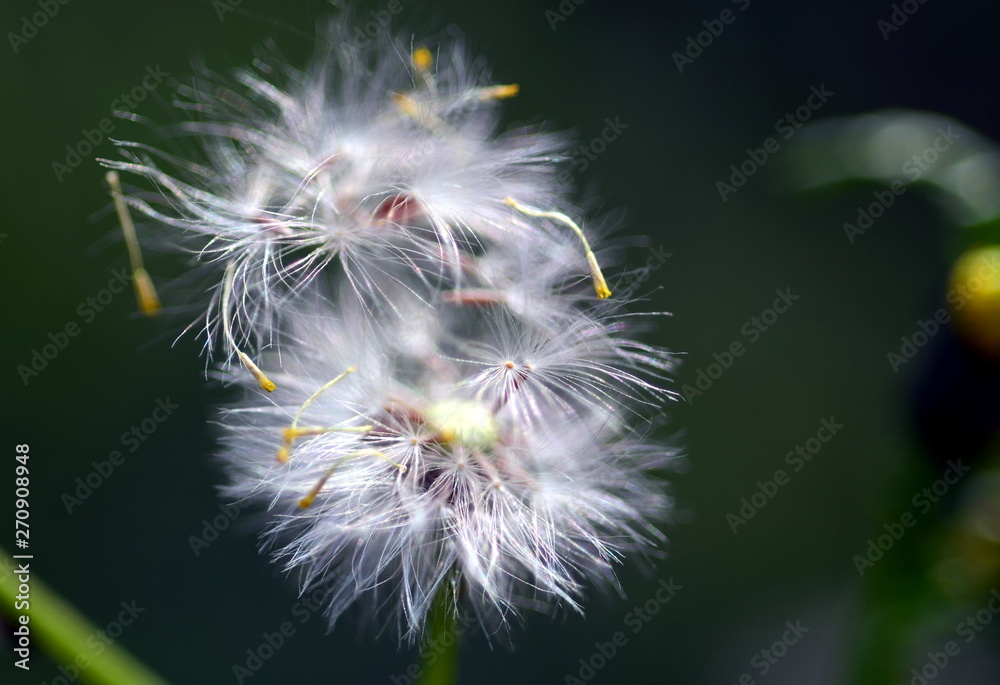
xmin=412 ymin=47 xmax=433 ymax=71
xmin=948 ymin=245 xmax=1000 ymax=355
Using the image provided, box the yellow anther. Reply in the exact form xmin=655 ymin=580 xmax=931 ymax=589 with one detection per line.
xmin=283 ymin=426 xmax=323 ymax=441
xmin=132 ymin=268 xmax=161 ymax=317
xmin=278 ymin=425 xmax=373 ymax=464
xmin=393 ymin=91 xmax=420 ymax=116
xmin=586 ymin=253 xmax=612 ymax=300
xmin=411 ymin=46 xmax=437 ymax=94
xmin=222 ymin=262 xmax=276 ymax=392
xmin=392 ymin=92 xmax=445 ymax=134
xmin=238 ymin=350 xmax=276 ymax=393
xmin=476 ymin=84 xmax=519 ymax=101
xmin=504 ymin=197 xmax=611 ymax=299
xmin=299 ymin=449 xmax=406 ymax=508
xmin=106 ymin=171 xmax=161 ymax=316
xmin=413 ymin=46 xmax=433 ymax=71
xmin=277 ymin=368 xmax=367 ymax=462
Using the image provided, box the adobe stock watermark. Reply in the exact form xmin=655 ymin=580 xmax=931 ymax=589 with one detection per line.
xmin=17 ymin=267 xmax=134 ymax=386
xmin=716 ymin=84 xmax=834 ymax=202
xmin=546 ymin=0 xmax=587 ymax=31
xmin=681 ymin=287 xmax=800 ymax=404
xmin=555 ymin=116 xmax=629 ymax=184
xmin=956 ymin=588 xmax=1000 ymax=646
xmin=39 ymin=600 xmax=146 ymax=685
xmin=563 ymin=577 xmax=682 ymax=684
xmin=899 ymin=588 xmax=1000 ymax=685
xmin=188 ymin=500 xmax=252 ymax=556
xmin=843 ymin=126 xmax=961 ymax=244
xmin=61 ymin=397 xmax=180 ymax=514
xmin=672 ymin=0 xmax=751 ymax=73
xmin=341 ymin=0 xmax=416 ymax=50
xmin=616 ymin=244 xmax=673 ymax=298
xmin=726 ymin=417 xmax=844 ymax=534
xmin=878 ymin=0 xmax=931 ymax=41
xmin=52 ymin=65 xmax=170 ymax=182
xmin=723 ymin=620 xmax=809 ymax=684
xmin=7 ymin=0 xmax=72 ymax=54
xmin=232 ymin=622 xmax=297 ymax=684
xmin=852 ymin=459 xmax=970 ymax=576
xmin=886 ymin=246 xmax=997 ymax=372
xmin=232 ymin=576 xmax=348 ymax=682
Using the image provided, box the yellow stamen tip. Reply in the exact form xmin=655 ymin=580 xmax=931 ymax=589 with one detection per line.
xmin=506 ymin=197 xmax=612 ymax=299
xmin=586 ymin=253 xmax=612 ymax=299
xmin=393 ymin=91 xmax=419 ymax=115
xmin=413 ymin=47 xmax=433 ymax=71
xmin=282 ymin=426 xmax=327 ymax=441
xmin=238 ymin=351 xmax=276 ymax=392
xmin=480 ymin=84 xmax=519 ymax=100
xmin=276 ymin=445 xmax=291 ymax=464
xmin=299 ymin=495 xmax=316 ymax=509
xmin=392 ymin=91 xmax=446 ymax=134
xmin=133 ymin=268 xmax=161 ymax=316
xmin=107 ymin=170 xmax=162 ymax=316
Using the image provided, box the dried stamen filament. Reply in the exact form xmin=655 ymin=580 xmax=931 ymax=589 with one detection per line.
xmin=504 ymin=197 xmax=611 ymax=299
xmin=106 ymin=170 xmax=161 ymax=316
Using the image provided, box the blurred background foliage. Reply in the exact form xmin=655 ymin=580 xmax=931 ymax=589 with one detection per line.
xmin=3 ymin=0 xmax=1000 ymax=683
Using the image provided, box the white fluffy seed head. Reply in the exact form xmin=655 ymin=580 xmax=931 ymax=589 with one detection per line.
xmin=113 ymin=16 xmax=681 ymax=644
xmin=100 ymin=19 xmax=576 ymax=364
xmin=220 ymin=287 xmax=677 ymax=642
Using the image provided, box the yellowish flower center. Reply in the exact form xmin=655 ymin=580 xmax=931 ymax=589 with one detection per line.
xmin=425 ymin=400 xmax=499 ymax=452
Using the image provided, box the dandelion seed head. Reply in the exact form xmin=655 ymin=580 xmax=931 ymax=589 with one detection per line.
xmin=112 ymin=16 xmax=682 ymax=645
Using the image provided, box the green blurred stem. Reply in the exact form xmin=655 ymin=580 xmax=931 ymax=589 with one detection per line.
xmin=848 ymin=456 xmax=950 ymax=685
xmin=417 ymin=585 xmax=460 ymax=685
xmin=0 ymin=546 xmax=169 ymax=685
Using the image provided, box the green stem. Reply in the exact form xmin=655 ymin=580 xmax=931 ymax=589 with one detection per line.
xmin=848 ymin=454 xmax=951 ymax=685
xmin=0 ymin=546 xmax=170 ymax=685
xmin=417 ymin=585 xmax=460 ymax=685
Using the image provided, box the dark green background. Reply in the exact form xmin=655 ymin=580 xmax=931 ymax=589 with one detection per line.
xmin=3 ymin=0 xmax=999 ymax=683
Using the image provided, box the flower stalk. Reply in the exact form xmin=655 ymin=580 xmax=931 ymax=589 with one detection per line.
xmin=0 ymin=546 xmax=169 ymax=685
xmin=418 ymin=584 xmax=460 ymax=685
